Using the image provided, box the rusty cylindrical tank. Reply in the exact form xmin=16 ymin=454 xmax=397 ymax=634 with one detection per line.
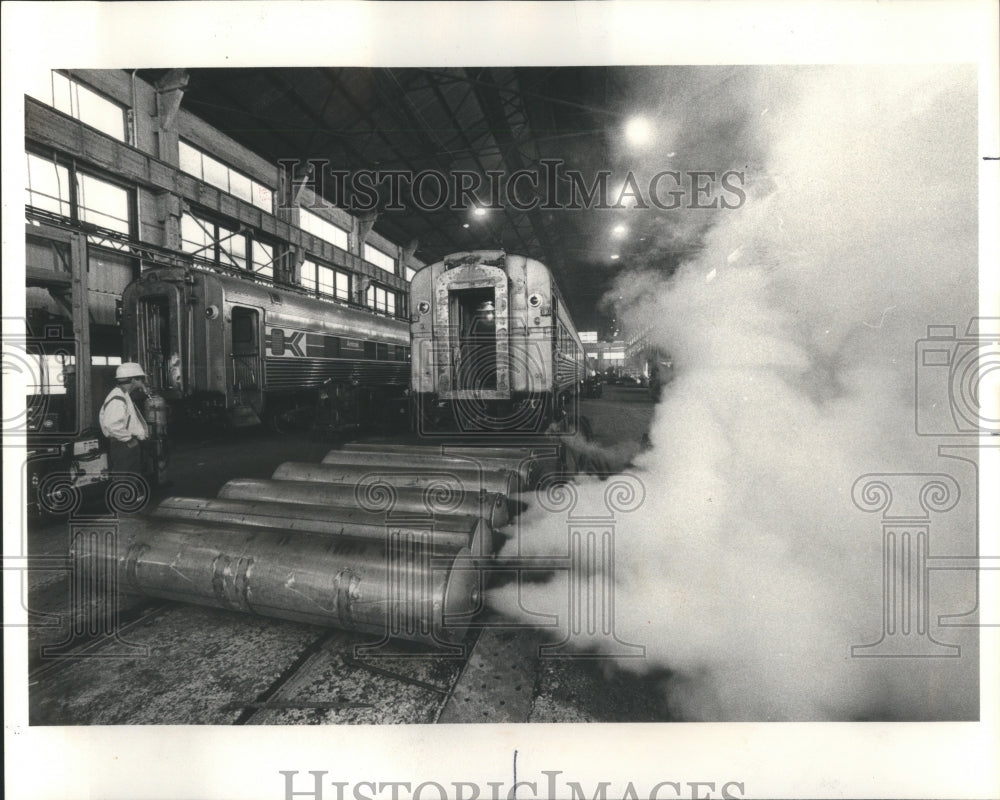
xmin=272 ymin=461 xmax=518 ymax=500
xmin=153 ymin=496 xmax=493 ymax=557
xmin=73 ymin=517 xmax=481 ymax=645
xmin=324 ymin=446 xmax=542 ymax=490
xmin=218 ymin=478 xmax=510 ymax=531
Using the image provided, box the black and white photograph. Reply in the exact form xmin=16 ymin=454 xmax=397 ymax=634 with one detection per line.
xmin=3 ymin=2 xmax=998 ymax=798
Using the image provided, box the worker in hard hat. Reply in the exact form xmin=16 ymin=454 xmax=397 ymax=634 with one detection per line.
xmin=98 ymin=362 xmax=150 ymax=476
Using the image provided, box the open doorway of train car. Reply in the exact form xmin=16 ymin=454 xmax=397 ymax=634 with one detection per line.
xmin=136 ymin=296 xmax=172 ymax=394
xmin=450 ymin=287 xmax=498 ymax=392
xmin=229 ymin=306 xmax=261 ymax=426
xmin=229 ymin=307 xmax=260 ymax=391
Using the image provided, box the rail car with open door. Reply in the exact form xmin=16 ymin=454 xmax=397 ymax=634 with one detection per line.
xmin=121 ymin=266 xmax=410 ymax=432
xmin=409 ymin=250 xmax=584 ymax=434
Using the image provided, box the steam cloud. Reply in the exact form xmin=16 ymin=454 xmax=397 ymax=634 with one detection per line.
xmin=490 ymin=66 xmax=980 ymax=721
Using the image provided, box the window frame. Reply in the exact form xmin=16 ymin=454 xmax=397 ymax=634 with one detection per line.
xmin=25 ymin=148 xmax=138 ymax=246
xmin=181 ymin=209 xmax=278 ymax=279
xmin=301 ymin=256 xmax=352 ymax=302
xmin=178 ymin=139 xmax=274 ymax=213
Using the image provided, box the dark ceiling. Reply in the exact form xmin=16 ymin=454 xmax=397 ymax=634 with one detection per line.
xmin=138 ymin=66 xmax=718 ymax=333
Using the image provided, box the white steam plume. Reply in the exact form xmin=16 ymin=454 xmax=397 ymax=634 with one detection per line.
xmin=491 ymin=65 xmax=980 ymax=721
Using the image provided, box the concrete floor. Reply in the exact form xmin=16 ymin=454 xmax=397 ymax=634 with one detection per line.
xmin=25 ymin=385 xmax=676 ymax=724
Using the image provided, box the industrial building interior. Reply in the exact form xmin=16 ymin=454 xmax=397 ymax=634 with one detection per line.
xmin=17 ymin=62 xmax=985 ymax=735
xmin=22 ymin=67 xmax=679 ymax=725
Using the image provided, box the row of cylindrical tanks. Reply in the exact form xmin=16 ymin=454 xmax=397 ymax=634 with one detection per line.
xmin=74 ymin=443 xmax=559 ymax=647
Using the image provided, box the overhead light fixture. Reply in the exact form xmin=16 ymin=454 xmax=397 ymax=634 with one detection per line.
xmin=472 ymin=207 xmax=488 ymax=218
xmin=610 ymin=254 xmax=620 ymax=260
xmin=612 ymin=224 xmax=628 ymax=238
xmin=624 ymin=116 xmax=653 ymax=147
xmin=462 ymin=223 xmax=470 ymax=229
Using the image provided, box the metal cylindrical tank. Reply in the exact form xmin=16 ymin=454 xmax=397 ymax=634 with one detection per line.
xmin=152 ymin=496 xmax=493 ymax=557
xmin=219 ymin=478 xmax=510 ymax=530
xmin=272 ymin=461 xmax=518 ymax=499
xmin=74 ymin=517 xmax=481 ymax=645
xmin=325 ymin=447 xmax=542 ymax=489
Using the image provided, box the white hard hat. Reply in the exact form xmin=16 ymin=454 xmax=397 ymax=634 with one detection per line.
xmin=116 ymin=362 xmax=146 ymax=380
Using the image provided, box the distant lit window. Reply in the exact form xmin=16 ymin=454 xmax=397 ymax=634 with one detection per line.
xmin=26 ymin=71 xmax=126 ymax=141
xmin=405 ymin=265 xmax=417 ymax=282
xmin=366 ymin=285 xmax=396 ymax=316
xmin=363 ymin=243 xmax=396 ymax=275
xmin=25 ymin=152 xmax=70 ymax=216
xmin=300 ymin=208 xmax=349 ymax=251
xmin=178 ymin=140 xmax=274 ymax=213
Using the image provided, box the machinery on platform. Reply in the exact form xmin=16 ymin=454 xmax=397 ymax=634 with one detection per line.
xmin=409 ymin=251 xmax=585 ymax=434
xmin=121 ymin=265 xmax=410 ymax=432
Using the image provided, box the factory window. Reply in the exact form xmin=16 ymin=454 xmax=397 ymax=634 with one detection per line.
xmin=300 ymin=258 xmax=317 ymax=293
xmin=252 ymin=241 xmax=274 ymax=280
xmin=181 ymin=212 xmax=274 ymax=279
xmin=405 ymin=265 xmax=417 ymax=282
xmin=302 ymin=258 xmax=351 ymax=302
xmin=218 ymin=222 xmax=247 ymax=270
xmin=178 ymin=140 xmax=273 ymax=212
xmin=78 ymin=173 xmax=130 ymax=235
xmin=362 ymin=243 xmax=396 ymax=276
xmin=25 ymin=152 xmax=71 ymax=217
xmin=299 ymin=208 xmax=349 ymax=251
xmin=26 ymin=152 xmax=135 ymax=247
xmin=366 ymin=285 xmax=396 ymax=316
xmin=26 ymin=71 xmax=126 ymax=142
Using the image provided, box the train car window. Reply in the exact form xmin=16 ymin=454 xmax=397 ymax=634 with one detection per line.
xmin=376 ymin=343 xmax=389 ymax=361
xmin=404 ymin=346 xmax=411 ymax=362
xmin=324 ymin=336 xmax=341 ymax=358
xmin=341 ymin=338 xmax=363 ymax=355
xmin=363 ymin=341 xmax=377 ymax=360
xmin=270 ymin=328 xmax=285 ymax=356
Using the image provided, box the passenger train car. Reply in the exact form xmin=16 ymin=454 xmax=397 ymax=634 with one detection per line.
xmin=121 ymin=266 xmax=410 ymax=431
xmin=409 ymin=250 xmax=584 ymax=434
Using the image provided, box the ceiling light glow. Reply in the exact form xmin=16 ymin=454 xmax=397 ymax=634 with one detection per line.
xmin=624 ymin=116 xmax=653 ymax=147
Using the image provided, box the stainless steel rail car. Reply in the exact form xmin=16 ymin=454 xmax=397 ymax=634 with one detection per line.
xmin=121 ymin=266 xmax=410 ymax=430
xmin=410 ymin=250 xmax=584 ymax=434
